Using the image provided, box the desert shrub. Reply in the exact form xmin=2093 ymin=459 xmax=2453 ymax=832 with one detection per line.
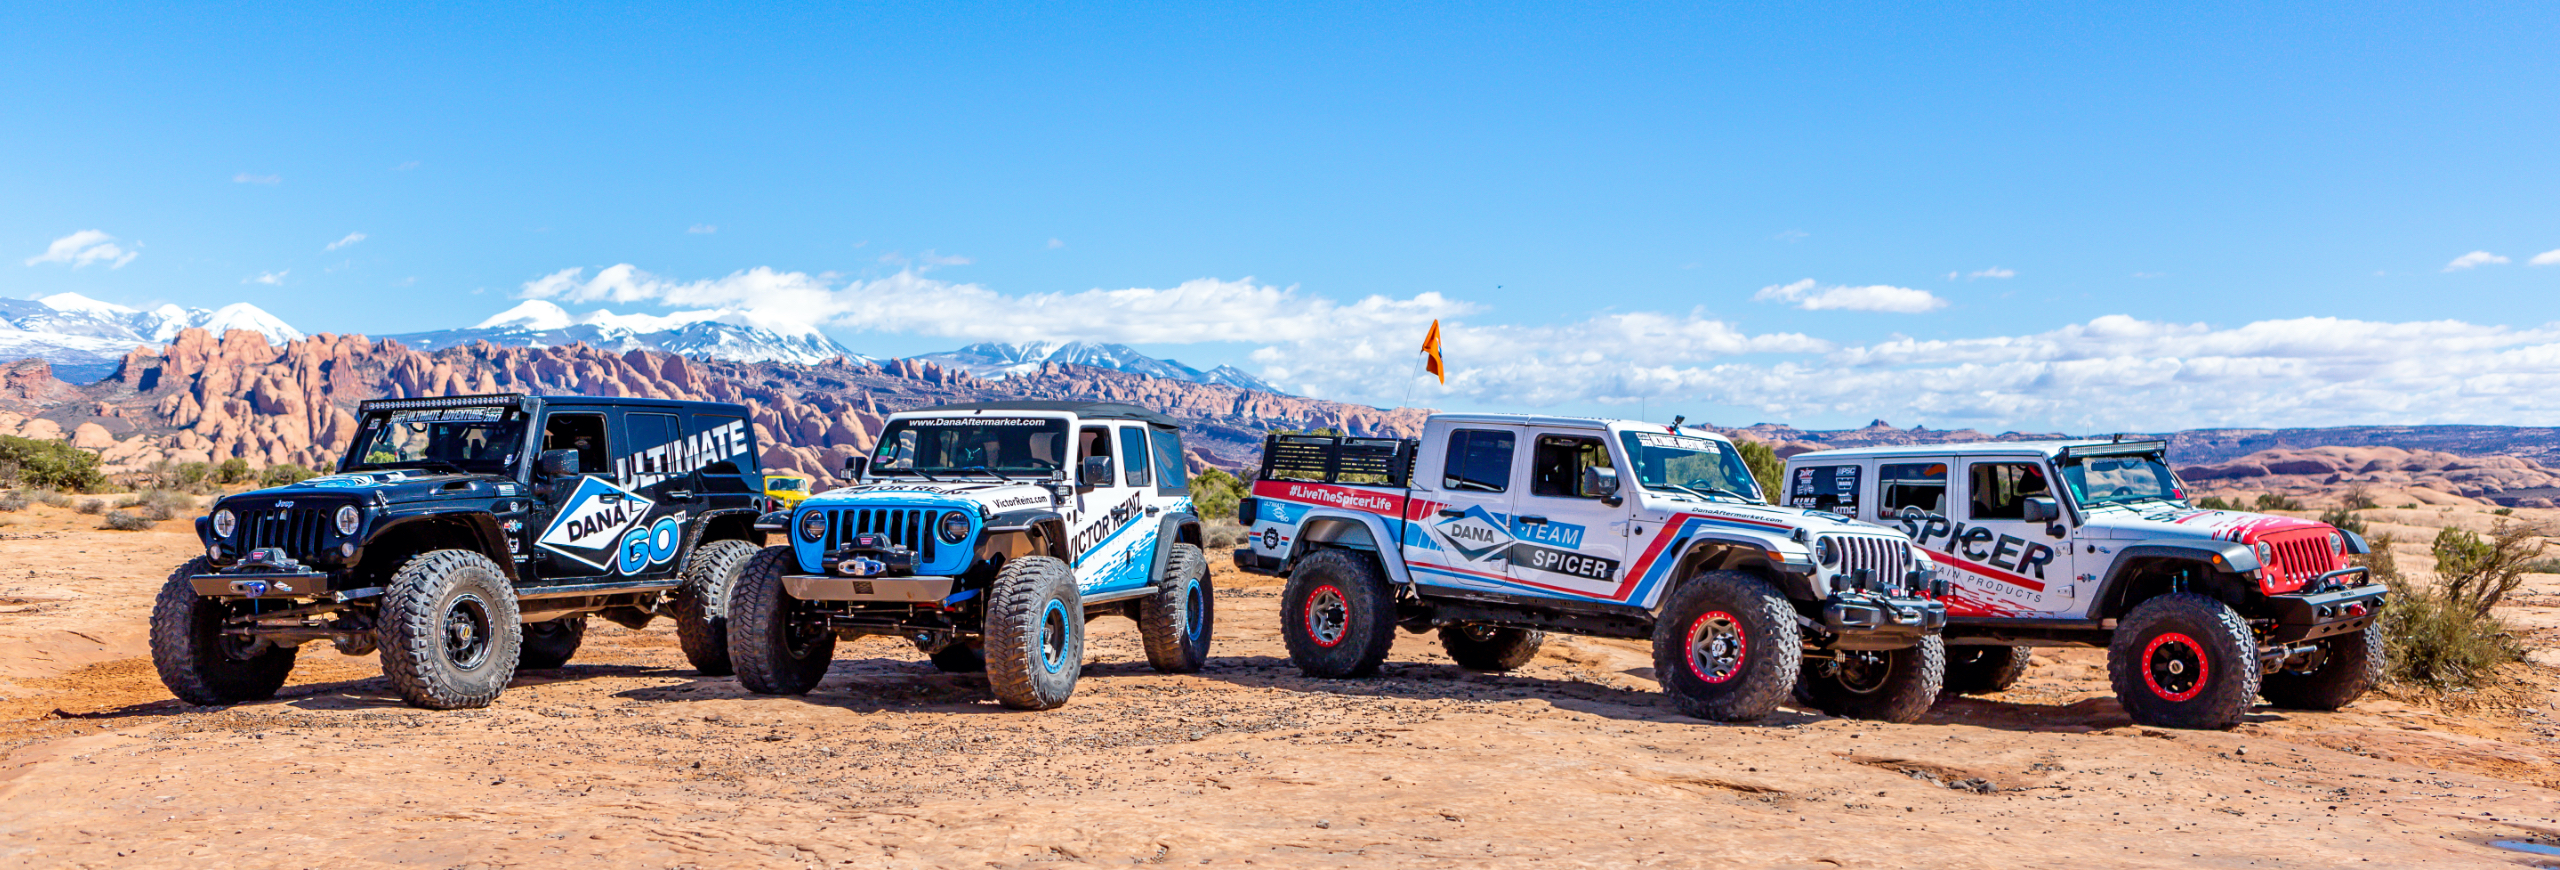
xmin=35 ymin=491 xmax=73 ymax=508
xmin=1204 ymin=518 xmax=1249 ymax=550
xmin=2317 ymin=506 xmax=2367 ymax=538
xmin=213 ymin=457 xmax=255 ymax=485
xmin=2194 ymin=495 xmax=2240 ymax=511
xmin=2524 ymin=557 xmax=2560 ymax=576
xmin=2255 ymin=493 xmax=2305 ymax=512
xmin=0 ymin=491 xmax=25 ymax=512
xmin=75 ymin=498 xmax=106 ymax=515
xmin=0 ymin=435 xmax=109 ymax=493
xmin=2375 ymin=522 xmax=2548 ymax=691
xmin=2495 ymin=507 xmax=2515 ymax=516
xmin=2432 ymin=521 xmax=2549 ymax=617
xmin=1734 ymin=440 xmax=1783 ymax=504
xmin=261 ymin=464 xmax=319 ymax=487
xmin=1189 ymin=468 xmax=1249 ymax=523
xmin=2341 ymin=485 xmax=2377 ymax=511
xmin=116 ymin=489 xmax=190 ymax=521
xmin=99 ymin=510 xmax=154 ymax=531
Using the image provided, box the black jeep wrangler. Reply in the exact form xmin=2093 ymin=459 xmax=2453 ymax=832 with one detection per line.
xmin=151 ymin=393 xmax=770 ymax=709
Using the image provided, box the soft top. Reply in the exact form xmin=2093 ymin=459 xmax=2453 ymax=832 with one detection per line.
xmin=907 ymin=400 xmax=1181 ymax=429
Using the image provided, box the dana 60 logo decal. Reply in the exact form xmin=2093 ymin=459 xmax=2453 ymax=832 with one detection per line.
xmin=616 ymin=513 xmax=689 ymax=574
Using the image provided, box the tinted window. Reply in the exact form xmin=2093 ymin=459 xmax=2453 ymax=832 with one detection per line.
xmin=624 ymin=413 xmax=682 ymax=483
xmin=1529 ymin=434 xmax=1610 ymax=499
xmin=1119 ymin=426 xmax=1152 ymax=487
xmin=1968 ymin=462 xmax=2053 ymax=521
xmin=1788 ymin=464 xmax=1860 ymax=515
xmin=542 ymin=413 xmax=609 ymax=475
xmin=1149 ymin=428 xmax=1189 ymax=491
xmin=1442 ymin=429 xmax=1514 ymax=493
xmin=1877 ymin=462 xmax=1948 ymax=517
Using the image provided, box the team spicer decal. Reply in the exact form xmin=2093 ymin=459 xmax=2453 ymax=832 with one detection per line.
xmin=538 ymin=476 xmax=660 ymax=570
xmin=614 ymin=418 xmax=750 ymax=490
xmin=1427 ymin=505 xmax=1617 ymax=582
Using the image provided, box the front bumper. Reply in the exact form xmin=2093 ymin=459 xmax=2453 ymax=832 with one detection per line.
xmin=189 ymin=570 xmax=337 ymax=599
xmin=1818 ymin=593 xmax=1947 ymax=651
xmin=783 ymin=574 xmax=964 ymax=605
xmin=2263 ymin=575 xmax=2387 ymax=643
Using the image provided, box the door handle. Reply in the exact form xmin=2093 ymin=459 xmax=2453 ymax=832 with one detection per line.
xmin=667 ymin=490 xmax=693 ymax=500
xmin=1145 ymin=506 xmax=1160 ymax=516
xmin=1517 ymin=516 xmax=1548 ymax=525
xmin=1438 ymin=509 xmax=1467 ymax=518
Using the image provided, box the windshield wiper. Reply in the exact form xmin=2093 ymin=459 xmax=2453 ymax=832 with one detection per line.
xmin=1656 ymin=483 xmax=1755 ymax=503
xmin=952 ymin=465 xmax=1017 ymax=482
xmin=369 ymin=459 xmax=470 ymax=475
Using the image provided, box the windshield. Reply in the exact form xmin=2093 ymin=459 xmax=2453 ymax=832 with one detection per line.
xmin=345 ymin=406 xmax=528 ymax=473
xmin=1615 ymin=431 xmax=1764 ymax=502
xmin=871 ymin=416 xmax=1070 ymax=477
xmin=766 ymin=477 xmax=808 ymax=492
xmin=2061 ymin=453 xmax=2183 ymax=507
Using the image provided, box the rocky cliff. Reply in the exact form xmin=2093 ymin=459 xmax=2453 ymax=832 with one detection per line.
xmin=0 ymin=329 xmax=1429 ymax=483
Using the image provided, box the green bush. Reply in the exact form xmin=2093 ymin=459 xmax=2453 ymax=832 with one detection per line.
xmin=1190 ymin=467 xmax=1249 ymax=523
xmin=116 ymin=489 xmax=191 ymax=521
xmin=261 ymin=464 xmax=319 ymax=487
xmin=213 ymin=457 xmax=254 ymax=485
xmin=2255 ymin=493 xmax=2305 ymax=512
xmin=2317 ymin=505 xmax=2367 ymax=538
xmin=2373 ymin=522 xmax=2548 ymax=691
xmin=35 ymin=491 xmax=72 ymax=508
xmin=2194 ymin=495 xmax=2240 ymax=510
xmin=2341 ymin=485 xmax=2377 ymax=511
xmin=1734 ymin=440 xmax=1782 ymax=504
xmin=0 ymin=435 xmax=109 ymax=493
xmin=0 ymin=491 xmax=25 ymax=512
xmin=99 ymin=510 xmax=154 ymax=531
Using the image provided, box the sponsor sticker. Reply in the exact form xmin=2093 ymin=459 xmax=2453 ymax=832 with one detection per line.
xmin=538 ymin=477 xmax=660 ymax=569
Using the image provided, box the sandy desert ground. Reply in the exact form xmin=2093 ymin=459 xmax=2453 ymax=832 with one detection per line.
xmin=6 ymin=498 xmax=2560 ymax=868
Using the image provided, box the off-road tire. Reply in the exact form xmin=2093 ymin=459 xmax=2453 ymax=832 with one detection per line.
xmin=673 ymin=538 xmax=757 ymax=676
xmin=729 ymin=546 xmax=836 ymax=695
xmin=1942 ymin=645 xmax=2033 ymax=695
xmin=1438 ymin=624 xmax=1544 ymax=672
xmin=930 ymin=641 xmax=987 ymax=672
xmin=2259 ymin=620 xmax=2383 ymax=711
xmin=1280 ymin=549 xmax=1398 ymax=678
xmin=378 ymin=550 xmax=523 ymax=710
xmin=2109 ymin=593 xmax=2260 ymax=730
xmin=1652 ymin=570 xmax=1800 ymax=722
xmin=984 ymin=556 xmax=1083 ymax=710
xmin=1139 ymin=543 xmax=1215 ymax=673
xmin=1797 ymin=635 xmax=1945 ymax=723
xmin=150 ymin=558 xmax=297 ymax=705
xmin=518 ymin=616 xmax=587 ymax=670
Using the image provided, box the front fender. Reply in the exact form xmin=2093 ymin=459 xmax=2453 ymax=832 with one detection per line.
xmin=365 ymin=509 xmax=518 ymax=582
xmin=2102 ymin=539 xmax=2263 ymax=577
xmin=1284 ymin=509 xmax=1417 ymax=590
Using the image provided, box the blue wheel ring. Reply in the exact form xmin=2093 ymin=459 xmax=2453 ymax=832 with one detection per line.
xmin=1039 ymin=598 xmax=1071 ymax=673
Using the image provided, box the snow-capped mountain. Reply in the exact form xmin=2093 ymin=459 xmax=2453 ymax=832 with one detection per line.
xmin=384 ymin=300 xmax=864 ymax=366
xmin=914 ymin=340 xmax=1288 ymax=394
xmin=0 ymin=293 xmax=303 ymax=382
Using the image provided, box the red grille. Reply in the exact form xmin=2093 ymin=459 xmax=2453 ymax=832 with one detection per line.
xmin=2256 ymin=528 xmax=2343 ymax=592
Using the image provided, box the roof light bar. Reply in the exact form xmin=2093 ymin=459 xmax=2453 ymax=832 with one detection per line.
xmin=2059 ymin=440 xmax=2169 ymax=459
xmin=357 ymin=394 xmax=528 ymax=413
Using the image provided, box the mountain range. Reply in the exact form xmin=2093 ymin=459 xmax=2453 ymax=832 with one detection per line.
xmin=912 ymin=341 xmax=1284 ymax=393
xmin=0 ymin=293 xmax=302 ymax=382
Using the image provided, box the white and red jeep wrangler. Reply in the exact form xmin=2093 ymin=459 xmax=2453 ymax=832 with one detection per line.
xmin=1236 ymin=416 xmax=1950 ymax=723
xmin=1782 ymin=439 xmax=2386 ymax=729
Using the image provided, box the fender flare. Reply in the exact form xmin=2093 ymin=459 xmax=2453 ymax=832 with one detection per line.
xmin=986 ymin=509 xmax=1073 ymax=561
xmin=367 ymin=510 xmax=519 ymax=582
xmin=1649 ymin=533 xmax=1820 ymax=609
xmin=2089 ymin=539 xmax=2260 ymax=614
xmin=1147 ymin=510 xmax=1204 ymax=588
xmin=1283 ymin=509 xmax=1417 ymax=590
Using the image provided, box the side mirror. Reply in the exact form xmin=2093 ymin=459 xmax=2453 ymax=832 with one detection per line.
xmin=1582 ymin=466 xmax=1621 ymax=499
xmin=2021 ymin=496 xmax=2060 ymax=524
xmin=841 ymin=456 xmax=869 ymax=481
xmin=538 ymin=449 xmax=582 ymax=477
xmin=1080 ymin=456 xmax=1115 ymax=487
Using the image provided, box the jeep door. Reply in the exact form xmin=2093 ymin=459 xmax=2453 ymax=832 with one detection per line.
xmin=1951 ymin=457 xmax=2082 ymax=615
xmin=1405 ymin=424 xmax=1524 ymax=593
xmin=1068 ymin=422 xmax=1152 ymax=594
xmin=528 ymin=409 xmax=620 ymax=583
xmin=610 ymin=410 xmax=696 ymax=581
xmin=1504 ymin=428 xmax=1633 ymax=601
xmin=685 ymin=410 xmax=760 ymax=515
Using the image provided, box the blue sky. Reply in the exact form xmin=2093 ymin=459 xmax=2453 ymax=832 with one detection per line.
xmin=7 ymin=3 xmax=2558 ymax=431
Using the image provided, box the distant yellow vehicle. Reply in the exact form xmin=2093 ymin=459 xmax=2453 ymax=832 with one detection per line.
xmin=762 ymin=472 xmax=814 ymax=512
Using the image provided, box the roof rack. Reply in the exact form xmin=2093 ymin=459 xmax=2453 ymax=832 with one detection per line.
xmin=1260 ymin=433 xmax=1416 ymax=487
xmin=912 ymin=400 xmax=1181 ymax=428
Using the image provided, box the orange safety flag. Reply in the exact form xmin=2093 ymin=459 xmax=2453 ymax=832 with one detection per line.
xmin=1420 ymin=320 xmax=1445 ymax=384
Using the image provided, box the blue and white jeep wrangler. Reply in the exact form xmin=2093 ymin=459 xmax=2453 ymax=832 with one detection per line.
xmin=727 ymin=401 xmax=1211 ymax=709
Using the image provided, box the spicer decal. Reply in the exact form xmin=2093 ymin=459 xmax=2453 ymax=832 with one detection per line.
xmin=1426 ymin=505 xmax=1618 ymax=580
xmin=1893 ymin=507 xmax=2057 ymax=588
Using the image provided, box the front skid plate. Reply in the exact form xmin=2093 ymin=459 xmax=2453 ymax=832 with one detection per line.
xmin=784 ymin=574 xmax=956 ymax=604
xmin=190 ymin=572 xmax=334 ymax=599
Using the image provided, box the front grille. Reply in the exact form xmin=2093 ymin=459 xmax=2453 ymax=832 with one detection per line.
xmin=1828 ymin=535 xmax=1915 ymax=592
xmin=2262 ymin=529 xmax=2342 ymax=586
xmin=821 ymin=507 xmax=943 ymax=562
xmin=237 ymin=506 xmax=331 ymax=559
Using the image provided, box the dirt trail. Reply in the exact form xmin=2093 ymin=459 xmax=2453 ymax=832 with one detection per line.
xmin=6 ymin=501 xmax=2560 ymax=868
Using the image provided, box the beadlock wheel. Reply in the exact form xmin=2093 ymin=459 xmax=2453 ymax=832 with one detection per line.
xmin=1686 ymin=610 xmax=1746 ymax=684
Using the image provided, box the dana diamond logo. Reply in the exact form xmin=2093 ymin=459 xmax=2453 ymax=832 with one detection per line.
xmin=537 ymin=477 xmax=658 ymax=569
xmin=1432 ymin=505 xmax=1515 ymax=562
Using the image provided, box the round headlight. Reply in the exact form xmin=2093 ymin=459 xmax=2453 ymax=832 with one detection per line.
xmin=335 ymin=505 xmax=361 ymax=536
xmin=2254 ymin=541 xmax=2276 ymax=568
xmin=2329 ymin=532 xmax=2346 ymax=556
xmin=798 ymin=510 xmax=828 ymax=543
xmin=1816 ymin=537 xmax=1838 ymax=565
xmin=939 ymin=511 xmax=971 ymax=544
xmin=213 ymin=508 xmax=237 ymax=538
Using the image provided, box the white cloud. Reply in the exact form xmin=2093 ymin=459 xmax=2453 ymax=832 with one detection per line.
xmin=687 ymin=224 xmax=717 ymax=234
xmin=1969 ymin=267 xmax=2016 ymax=279
xmin=2443 ymin=250 xmax=2509 ymax=271
xmin=1048 ymin=238 xmax=1066 ymax=250
xmin=2530 ymin=249 xmax=2560 ymax=266
xmin=233 ymin=173 xmax=281 ymax=184
xmin=245 ymin=270 xmax=288 ymax=285
xmin=1753 ymin=279 xmax=1948 ymax=313
xmin=326 ymin=232 xmax=367 ymax=251
xmin=24 ymin=230 xmax=138 ymax=269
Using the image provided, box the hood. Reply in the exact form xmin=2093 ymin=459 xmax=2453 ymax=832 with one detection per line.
xmin=802 ymin=479 xmax=1058 ymax=514
xmin=2081 ymin=501 xmax=2331 ymax=544
xmin=1639 ymin=493 xmax=1904 ymax=538
xmin=220 ymin=469 xmax=523 ymax=506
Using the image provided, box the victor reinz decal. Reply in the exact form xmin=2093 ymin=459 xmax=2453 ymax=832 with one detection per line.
xmin=537 ymin=477 xmax=660 ymax=570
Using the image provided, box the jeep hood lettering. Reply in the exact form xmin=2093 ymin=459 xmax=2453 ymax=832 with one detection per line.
xmin=2083 ymin=503 xmax=2330 ymax=544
